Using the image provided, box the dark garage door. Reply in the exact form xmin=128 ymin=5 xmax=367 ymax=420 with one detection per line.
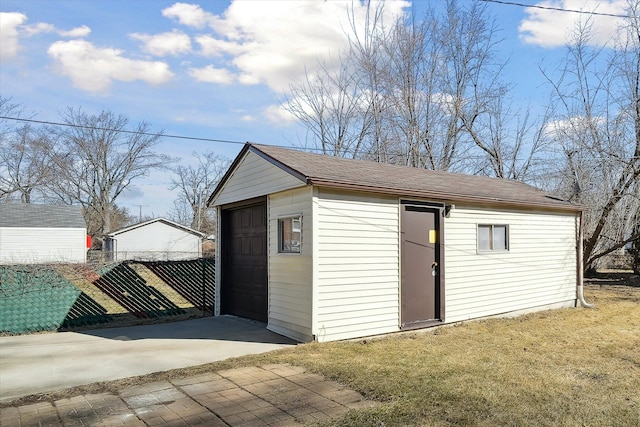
xmin=221 ymin=201 xmax=268 ymax=322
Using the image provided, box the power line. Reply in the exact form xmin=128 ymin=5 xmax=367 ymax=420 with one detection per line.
xmin=478 ymin=0 xmax=634 ymax=19
xmin=0 ymin=115 xmax=325 ymax=153
xmin=2 ymin=114 xmax=638 ymax=162
xmin=0 ymin=116 xmax=248 ymax=146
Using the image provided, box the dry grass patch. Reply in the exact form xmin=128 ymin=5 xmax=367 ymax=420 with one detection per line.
xmin=259 ymin=285 xmax=640 ymax=426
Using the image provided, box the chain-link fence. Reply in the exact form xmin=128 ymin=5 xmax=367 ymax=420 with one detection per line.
xmin=0 ymin=253 xmax=215 ymax=335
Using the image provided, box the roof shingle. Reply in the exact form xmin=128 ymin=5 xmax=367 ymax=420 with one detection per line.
xmin=0 ymin=204 xmax=86 ymax=228
xmin=214 ymin=143 xmax=581 ymax=212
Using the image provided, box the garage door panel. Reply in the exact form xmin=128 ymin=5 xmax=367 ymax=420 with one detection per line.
xmin=241 ymin=237 xmax=251 ymax=255
xmin=241 ymin=209 xmax=251 ymax=228
xmin=222 ymin=201 xmax=267 ymax=323
xmin=252 ymin=236 xmax=264 ymax=255
xmin=252 ymin=205 xmax=265 ymax=226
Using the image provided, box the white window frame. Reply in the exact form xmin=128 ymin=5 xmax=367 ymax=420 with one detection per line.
xmin=278 ymin=215 xmax=302 ymax=254
xmin=477 ymin=224 xmax=509 ymax=252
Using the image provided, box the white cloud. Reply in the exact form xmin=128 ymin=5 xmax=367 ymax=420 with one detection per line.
xmin=544 ymin=116 xmax=606 ymax=140
xmin=60 ymin=25 xmax=91 ymax=38
xmin=169 ymin=1 xmax=408 ymax=92
xmin=24 ymin=23 xmax=90 ymax=37
xmin=121 ymin=185 xmax=144 ymax=200
xmin=195 ymin=35 xmax=244 ymax=56
xmin=264 ymin=103 xmax=297 ymax=125
xmin=519 ymin=0 xmax=627 ymax=47
xmin=162 ymin=2 xmax=218 ymax=29
xmin=131 ymin=29 xmax=192 ymax=56
xmin=47 ymin=40 xmax=174 ymax=93
xmin=188 ymin=65 xmax=234 ymax=84
xmin=22 ymin=22 xmax=55 ymax=36
xmin=0 ymin=12 xmax=27 ymax=60
xmin=0 ymin=12 xmax=93 ymax=61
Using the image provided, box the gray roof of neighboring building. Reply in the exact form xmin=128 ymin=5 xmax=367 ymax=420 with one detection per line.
xmin=107 ymin=218 xmax=205 ymax=238
xmin=210 ymin=143 xmax=582 ymax=212
xmin=0 ymin=204 xmax=86 ymax=228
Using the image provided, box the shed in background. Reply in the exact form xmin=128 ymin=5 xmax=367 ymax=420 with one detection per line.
xmin=0 ymin=204 xmax=87 ymax=264
xmin=105 ymin=218 xmax=205 ymax=261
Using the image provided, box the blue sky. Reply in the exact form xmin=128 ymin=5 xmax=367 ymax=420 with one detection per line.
xmin=0 ymin=0 xmax=627 ymax=218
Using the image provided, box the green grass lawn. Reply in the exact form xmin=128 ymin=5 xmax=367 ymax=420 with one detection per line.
xmin=251 ymin=284 xmax=640 ymax=426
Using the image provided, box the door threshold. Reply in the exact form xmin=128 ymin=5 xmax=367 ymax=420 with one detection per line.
xmin=400 ymin=319 xmax=442 ymax=331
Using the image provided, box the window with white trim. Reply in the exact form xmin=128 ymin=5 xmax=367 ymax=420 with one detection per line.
xmin=279 ymin=215 xmax=302 ymax=253
xmin=478 ymin=224 xmax=509 ymax=251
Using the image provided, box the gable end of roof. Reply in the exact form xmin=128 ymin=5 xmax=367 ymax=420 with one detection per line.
xmin=107 ymin=218 xmax=205 ymax=237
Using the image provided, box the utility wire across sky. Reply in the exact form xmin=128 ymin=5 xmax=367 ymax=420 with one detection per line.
xmin=2 ymin=115 xmax=638 ymax=162
xmin=478 ymin=0 xmax=635 ymax=19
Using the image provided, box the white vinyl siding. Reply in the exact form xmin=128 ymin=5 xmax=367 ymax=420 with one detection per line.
xmin=213 ymin=151 xmax=305 ymax=206
xmin=443 ymin=207 xmax=578 ymax=323
xmin=268 ymin=187 xmax=313 ymax=342
xmin=211 ymin=149 xmax=582 ymax=343
xmin=314 ymin=189 xmax=399 ymax=342
xmin=0 ymin=227 xmax=86 ymax=264
xmin=110 ymin=222 xmax=202 ymax=261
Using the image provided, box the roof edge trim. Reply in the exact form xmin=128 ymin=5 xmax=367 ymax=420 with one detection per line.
xmin=107 ymin=217 xmax=205 ymax=237
xmin=309 ymin=179 xmax=584 ymax=212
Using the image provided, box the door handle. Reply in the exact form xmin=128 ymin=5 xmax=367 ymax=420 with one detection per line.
xmin=431 ymin=262 xmax=438 ymax=269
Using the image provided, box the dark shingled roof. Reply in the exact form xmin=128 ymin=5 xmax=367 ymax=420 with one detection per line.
xmin=0 ymin=204 xmax=86 ymax=228
xmin=212 ymin=143 xmax=581 ymax=212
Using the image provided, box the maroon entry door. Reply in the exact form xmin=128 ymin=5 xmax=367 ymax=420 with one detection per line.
xmin=221 ymin=201 xmax=268 ymax=323
xmin=401 ymin=205 xmax=441 ymax=327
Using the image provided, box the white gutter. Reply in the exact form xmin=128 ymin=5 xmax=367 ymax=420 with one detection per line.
xmin=577 ymin=211 xmax=594 ymax=308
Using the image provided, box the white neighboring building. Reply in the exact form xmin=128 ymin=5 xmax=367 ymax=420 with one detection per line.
xmin=0 ymin=204 xmax=87 ymax=264
xmin=105 ymin=218 xmax=205 ymax=261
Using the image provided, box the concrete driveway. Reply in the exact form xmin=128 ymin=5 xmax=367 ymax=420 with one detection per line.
xmin=0 ymin=316 xmax=296 ymax=403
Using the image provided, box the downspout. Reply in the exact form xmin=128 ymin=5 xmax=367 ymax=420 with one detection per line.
xmin=577 ymin=210 xmax=594 ymax=308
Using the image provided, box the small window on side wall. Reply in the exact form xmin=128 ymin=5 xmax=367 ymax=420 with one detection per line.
xmin=279 ymin=215 xmax=302 ymax=253
xmin=478 ymin=224 xmax=509 ymax=251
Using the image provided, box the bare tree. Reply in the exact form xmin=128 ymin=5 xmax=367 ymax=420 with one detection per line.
xmin=543 ymin=3 xmax=640 ymax=272
xmin=468 ymin=101 xmax=551 ymax=181
xmin=50 ymin=108 xmax=171 ymax=237
xmin=285 ymin=0 xmax=539 ymax=180
xmin=0 ymin=97 xmax=21 ymax=139
xmin=169 ymin=151 xmax=229 ymax=233
xmin=286 ymin=56 xmax=375 ymax=159
xmin=168 ymin=197 xmax=194 ymax=229
xmin=0 ymin=98 xmax=57 ymax=203
xmin=0 ymin=125 xmax=57 ymax=203
xmin=83 ymin=204 xmax=134 ymax=247
xmin=347 ymin=2 xmax=390 ymax=162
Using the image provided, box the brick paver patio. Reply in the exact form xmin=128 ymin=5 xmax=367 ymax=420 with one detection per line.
xmin=0 ymin=364 xmax=377 ymax=426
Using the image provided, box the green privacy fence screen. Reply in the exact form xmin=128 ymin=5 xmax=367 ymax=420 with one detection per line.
xmin=0 ymin=266 xmax=81 ymax=334
xmin=0 ymin=259 xmax=215 ymax=335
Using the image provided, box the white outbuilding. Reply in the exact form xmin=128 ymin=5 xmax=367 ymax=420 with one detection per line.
xmin=208 ymin=144 xmax=586 ymax=343
xmin=0 ymin=204 xmax=88 ymax=264
xmin=105 ymin=218 xmax=205 ymax=261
